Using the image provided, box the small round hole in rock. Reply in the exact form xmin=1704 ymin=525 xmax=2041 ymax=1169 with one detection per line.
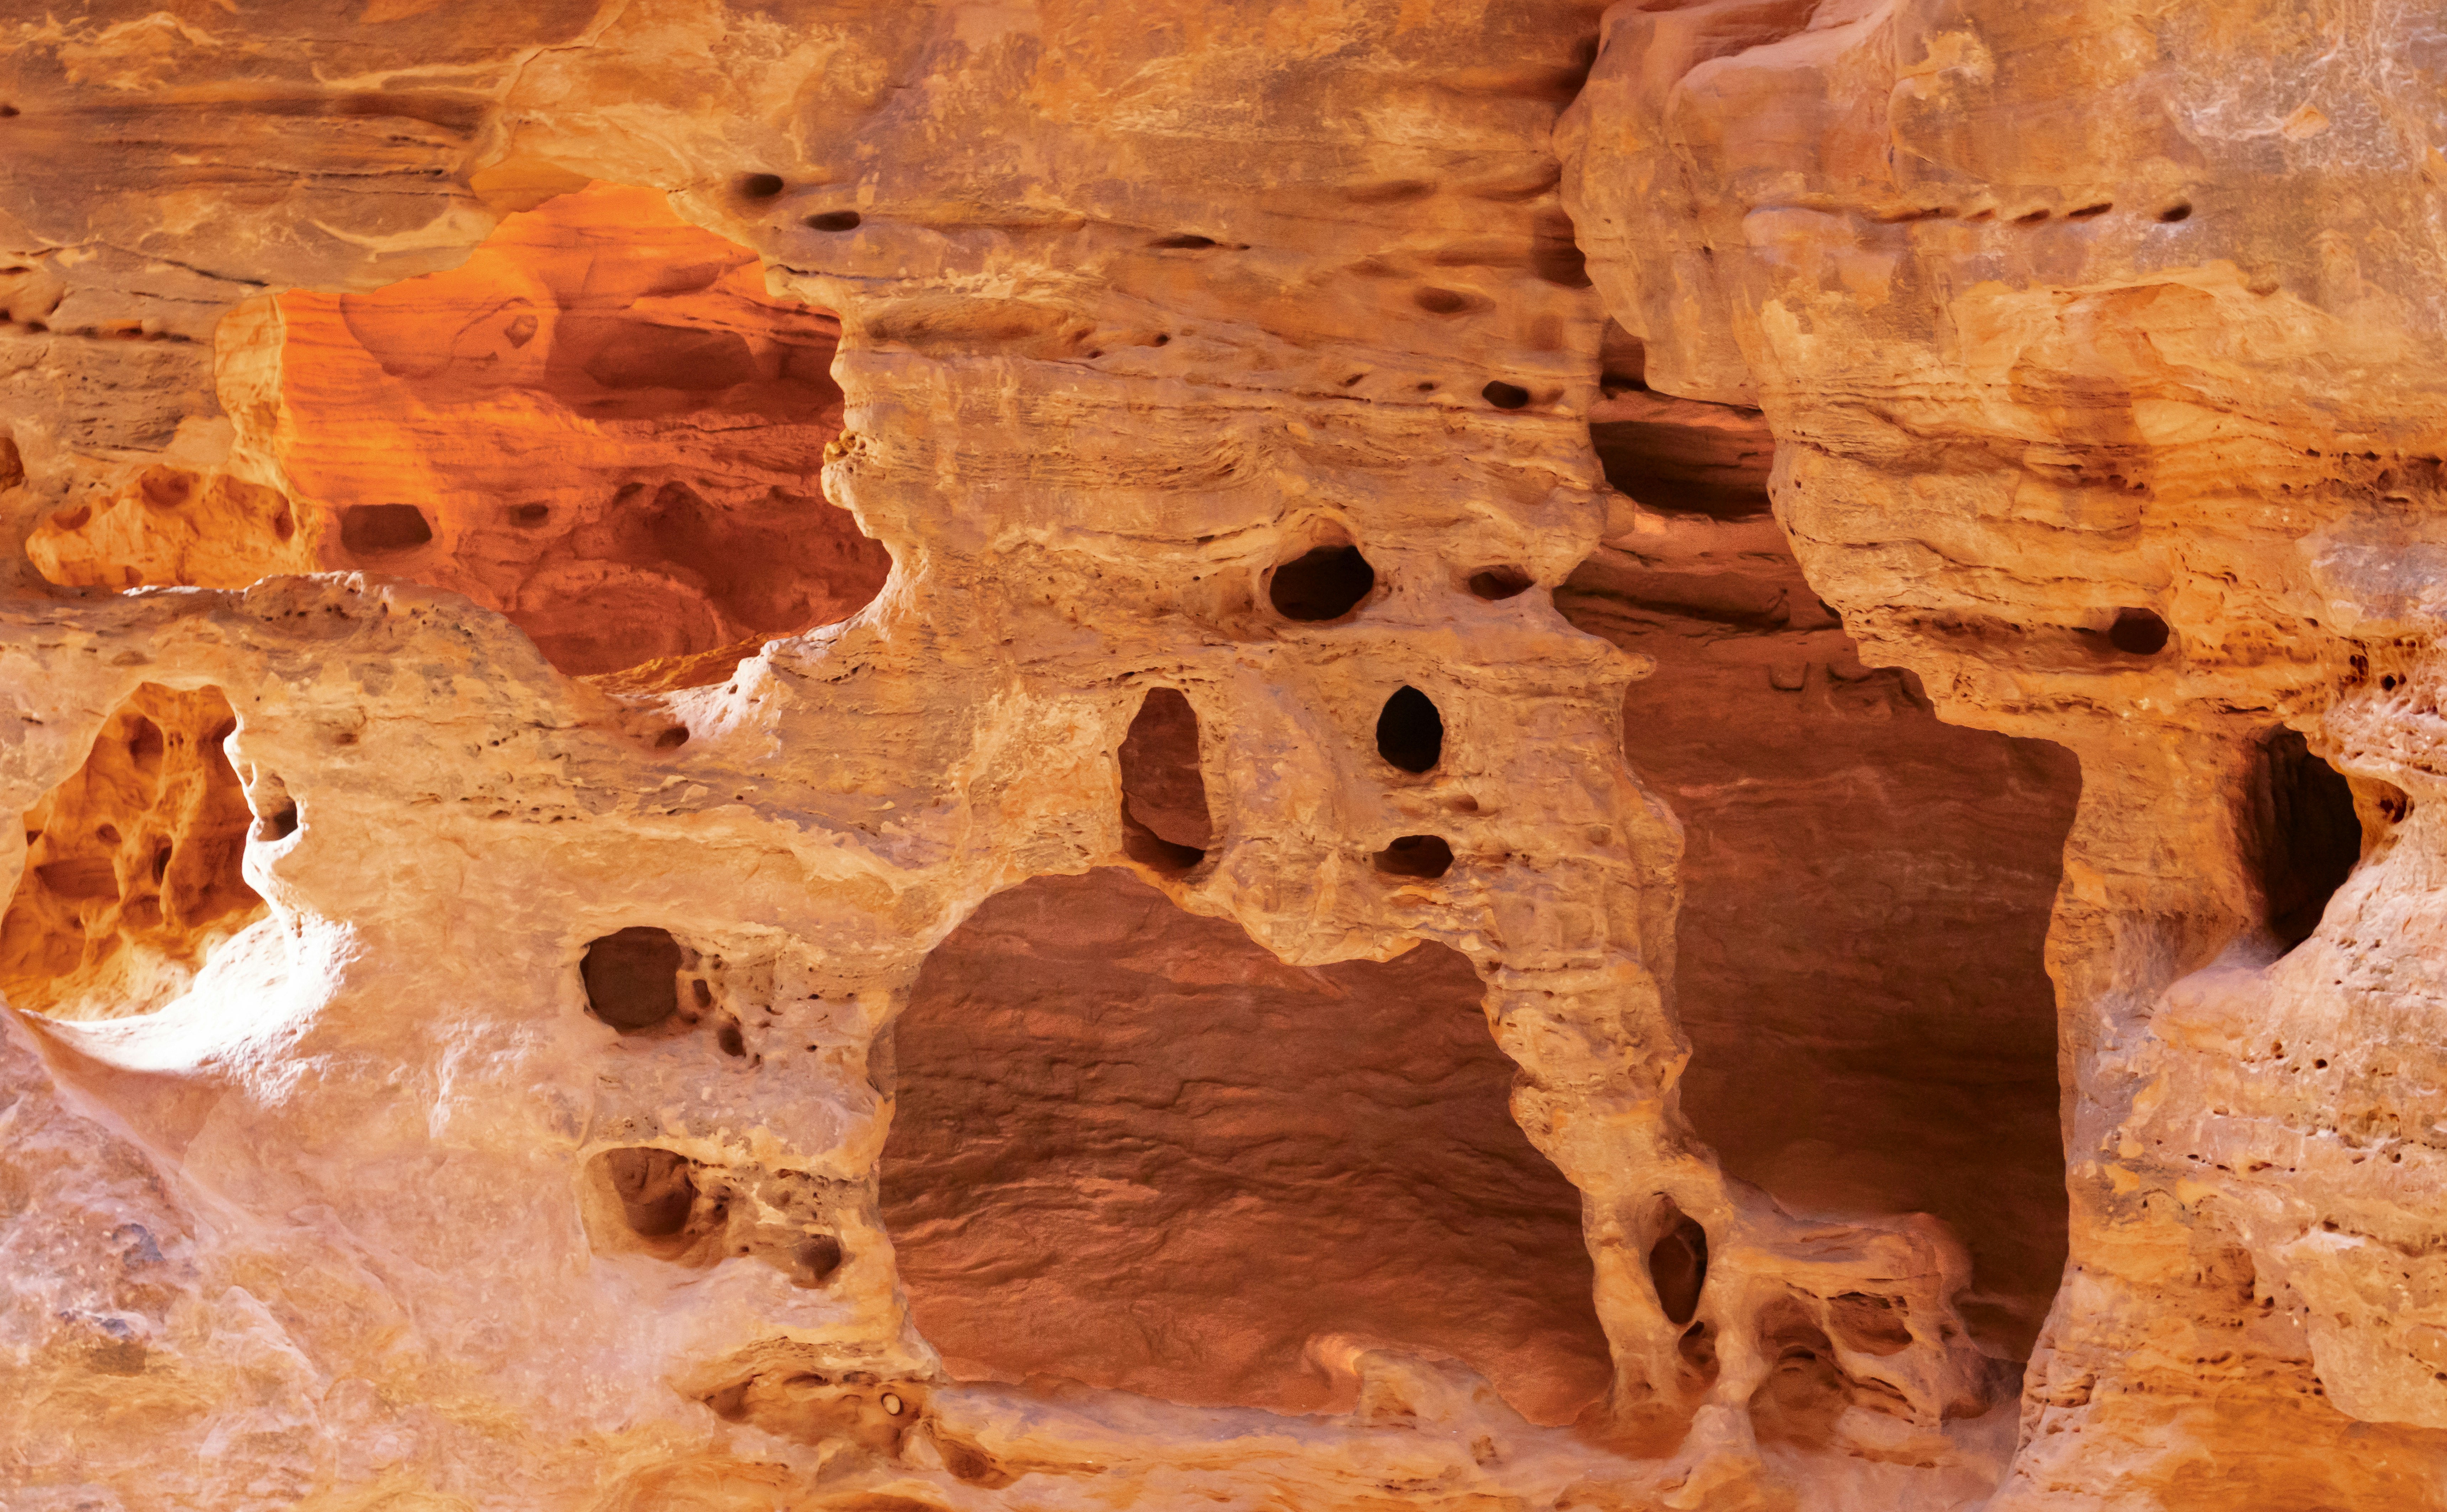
xmin=653 ymin=726 xmax=690 ymax=750
xmin=1269 ymin=545 xmax=1374 ymax=621
xmin=737 ymin=173 xmax=785 ymax=199
xmin=1376 ymin=686 xmax=1444 ymax=773
xmin=716 ymin=1021 xmax=746 ymax=1058
xmin=2107 ymin=607 xmax=2170 ymax=656
xmin=1412 ymin=287 xmax=1478 ymax=316
xmin=1647 ymin=1201 xmax=1709 ymax=1326
xmin=1482 ymin=381 xmax=1531 ymax=410
xmin=510 ymin=502 xmax=550 ymax=528
xmin=794 ymin=1235 xmax=845 ymax=1287
xmin=1469 ymin=567 xmax=1533 ymax=601
xmin=339 ymin=503 xmax=433 ymax=555
xmin=804 ymin=210 xmax=862 ymax=232
xmin=603 ymin=1147 xmax=697 ymax=1238
xmin=1151 ymin=233 xmax=1216 ymax=249
xmin=582 ymin=925 xmax=684 ymax=1032
xmin=2160 ymin=202 xmax=2193 ymax=223
xmin=1374 ymin=835 xmax=1454 ymax=878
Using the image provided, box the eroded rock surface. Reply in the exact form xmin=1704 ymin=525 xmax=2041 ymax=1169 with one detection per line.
xmin=0 ymin=0 xmax=2442 ymax=1508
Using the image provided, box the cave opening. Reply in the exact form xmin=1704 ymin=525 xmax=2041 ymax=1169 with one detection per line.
xmin=0 ymin=683 xmax=266 ymax=1020
xmin=1559 ymin=512 xmax=2082 ymax=1362
xmin=26 ymin=182 xmax=893 ymax=689
xmin=877 ymin=868 xmax=1612 ymax=1424
xmin=2251 ymin=726 xmax=2361 ymax=949
xmin=1375 ymin=685 xmax=1444 ymax=773
xmin=1118 ymin=688 xmax=1211 ymax=871
xmin=1269 ymin=543 xmax=1375 ymax=621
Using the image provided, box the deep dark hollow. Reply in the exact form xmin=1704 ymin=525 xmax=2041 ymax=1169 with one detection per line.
xmin=1269 ymin=545 xmax=1375 ymax=621
xmin=1374 ymin=835 xmax=1454 ymax=878
xmin=2107 ymin=606 xmax=2172 ymax=656
xmin=582 ymin=926 xmax=685 ymax=1032
xmin=804 ymin=210 xmax=862 ymax=232
xmin=1647 ymin=1202 xmax=1709 ymax=1326
xmin=2252 ymin=727 xmax=2362 ymax=949
xmin=1376 ymin=686 xmax=1445 ymax=773
xmin=1482 ymin=381 xmax=1531 ymax=410
xmin=340 ymin=503 xmax=434 ymax=555
xmin=738 ymin=172 xmax=785 ymax=199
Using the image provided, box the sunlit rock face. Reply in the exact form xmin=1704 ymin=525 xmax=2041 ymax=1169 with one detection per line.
xmin=0 ymin=1 xmax=2443 ymax=1509
xmin=23 ymin=185 xmax=890 ymax=684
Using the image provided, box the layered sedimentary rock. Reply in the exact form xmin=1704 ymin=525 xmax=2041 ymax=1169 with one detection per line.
xmin=0 ymin=1 xmax=2441 ymax=1509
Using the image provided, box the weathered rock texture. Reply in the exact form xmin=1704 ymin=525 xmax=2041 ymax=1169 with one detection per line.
xmin=0 ymin=0 xmax=2441 ymax=1508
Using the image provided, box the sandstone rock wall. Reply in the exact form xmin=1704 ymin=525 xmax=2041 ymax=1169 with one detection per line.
xmin=0 ymin=1 xmax=2441 ymax=1508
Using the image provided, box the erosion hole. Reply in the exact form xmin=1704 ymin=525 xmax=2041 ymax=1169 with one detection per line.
xmin=1557 ymin=519 xmax=2081 ymax=1360
xmin=1482 ymin=380 xmax=1531 ymax=410
xmin=582 ymin=925 xmax=685 ymax=1031
xmin=1269 ymin=544 xmax=1374 ymax=622
xmin=1647 ymin=1200 xmax=1709 ymax=1325
xmin=1589 ymin=331 xmax=1774 ymax=520
xmin=879 ymin=868 xmax=1612 ymax=1423
xmin=338 ymin=503 xmax=433 ymax=555
xmin=1119 ymin=688 xmax=1211 ymax=872
xmin=795 ymin=1235 xmax=846 ymax=1286
xmin=804 ymin=210 xmax=862 ymax=232
xmin=1374 ymin=835 xmax=1454 ymax=879
xmin=0 ymin=684 xmax=265 ymax=1020
xmin=1376 ymin=686 xmax=1444 ymax=773
xmin=1469 ymin=567 xmax=1534 ymax=601
xmin=603 ymin=1146 xmax=699 ymax=1239
xmin=2251 ymin=727 xmax=2362 ymax=949
xmin=2107 ymin=606 xmax=2171 ymax=656
xmin=737 ymin=173 xmax=785 ymax=199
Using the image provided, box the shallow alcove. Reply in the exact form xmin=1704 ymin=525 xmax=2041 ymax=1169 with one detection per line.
xmin=1588 ymin=322 xmax=1775 ymax=519
xmin=1117 ymin=688 xmax=1211 ymax=870
xmin=878 ymin=868 xmax=1612 ymax=1423
xmin=2250 ymin=727 xmax=2362 ymax=948
xmin=0 ymin=684 xmax=265 ymax=1020
xmin=26 ymin=183 xmax=893 ymax=688
xmin=1559 ymin=520 xmax=2082 ymax=1361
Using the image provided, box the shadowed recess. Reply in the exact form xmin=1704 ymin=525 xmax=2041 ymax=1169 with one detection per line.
xmin=582 ymin=925 xmax=683 ymax=1031
xmin=1269 ymin=544 xmax=1375 ymax=621
xmin=879 ymin=868 xmax=1611 ymax=1423
xmin=1559 ymin=530 xmax=2080 ymax=1360
xmin=1376 ymin=686 xmax=1444 ymax=773
xmin=1119 ymin=688 xmax=1210 ymax=871
xmin=2251 ymin=726 xmax=2361 ymax=949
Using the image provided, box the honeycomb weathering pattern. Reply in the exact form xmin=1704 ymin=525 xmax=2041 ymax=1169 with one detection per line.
xmin=0 ymin=0 xmax=2443 ymax=1508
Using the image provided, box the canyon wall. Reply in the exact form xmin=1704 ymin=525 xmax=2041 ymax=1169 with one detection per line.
xmin=0 ymin=1 xmax=2441 ymax=1508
